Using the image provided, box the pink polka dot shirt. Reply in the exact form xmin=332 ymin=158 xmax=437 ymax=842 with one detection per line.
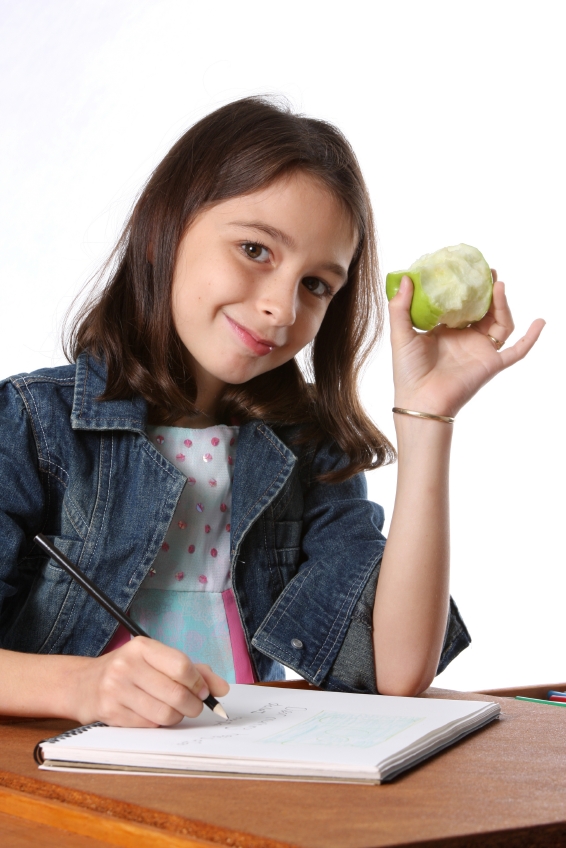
xmin=124 ymin=425 xmax=254 ymax=684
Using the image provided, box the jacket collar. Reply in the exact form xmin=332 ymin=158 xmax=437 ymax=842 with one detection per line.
xmin=71 ymin=353 xmax=147 ymax=432
xmin=69 ymin=355 xmax=298 ymax=478
xmin=70 ymin=354 xmax=298 ymax=557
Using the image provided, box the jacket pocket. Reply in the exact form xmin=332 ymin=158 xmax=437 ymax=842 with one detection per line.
xmin=274 ymin=519 xmax=302 ymax=573
xmin=274 ymin=519 xmax=302 ymax=550
xmin=2 ymin=537 xmax=84 ymax=654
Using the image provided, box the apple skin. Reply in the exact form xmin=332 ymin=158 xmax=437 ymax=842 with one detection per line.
xmin=386 ymin=271 xmax=444 ymax=331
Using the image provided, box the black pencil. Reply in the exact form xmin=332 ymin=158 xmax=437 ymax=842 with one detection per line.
xmin=34 ymin=533 xmax=228 ymax=720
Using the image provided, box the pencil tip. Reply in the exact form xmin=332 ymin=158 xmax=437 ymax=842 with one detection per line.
xmin=214 ymin=704 xmax=229 ymax=720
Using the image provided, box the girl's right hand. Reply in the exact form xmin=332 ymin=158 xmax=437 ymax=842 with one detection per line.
xmin=69 ymin=637 xmax=229 ymax=727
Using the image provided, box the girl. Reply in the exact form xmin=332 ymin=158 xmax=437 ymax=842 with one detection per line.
xmin=0 ymin=98 xmax=544 ymax=727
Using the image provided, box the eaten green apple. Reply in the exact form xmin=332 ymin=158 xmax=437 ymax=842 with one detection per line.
xmin=386 ymin=244 xmax=493 ymax=331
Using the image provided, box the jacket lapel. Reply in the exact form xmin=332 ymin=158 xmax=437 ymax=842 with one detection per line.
xmin=231 ymin=422 xmax=297 ymax=562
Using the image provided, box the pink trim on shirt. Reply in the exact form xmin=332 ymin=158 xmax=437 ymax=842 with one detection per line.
xmin=101 ymin=624 xmax=131 ymax=654
xmin=222 ymin=588 xmax=255 ymax=683
xmin=102 ymin=593 xmax=255 ymax=685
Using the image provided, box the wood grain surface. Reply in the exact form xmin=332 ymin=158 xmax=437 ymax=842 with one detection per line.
xmin=0 ymin=785 xmax=222 ymax=847
xmin=0 ymin=809 xmax=112 ymax=847
xmin=1 ymin=686 xmax=565 ymax=848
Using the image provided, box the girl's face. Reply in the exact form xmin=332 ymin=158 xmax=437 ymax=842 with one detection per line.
xmin=171 ymin=171 xmax=357 ymax=415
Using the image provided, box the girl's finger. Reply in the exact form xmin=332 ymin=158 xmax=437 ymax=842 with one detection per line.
xmin=389 ymin=275 xmax=417 ymax=343
xmin=99 ymin=643 xmax=208 ymax=723
xmin=498 ymin=318 xmax=545 ymax=369
xmin=98 ymin=669 xmax=186 ymax=727
xmin=195 ymin=663 xmax=231 ymax=697
xmin=129 ymin=657 xmax=208 ymax=721
xmin=98 ymin=698 xmax=161 ymax=728
xmin=472 ymin=281 xmax=514 ymax=345
xmin=137 ymin=638 xmax=211 ymax=701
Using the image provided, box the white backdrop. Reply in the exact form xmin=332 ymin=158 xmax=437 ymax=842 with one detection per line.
xmin=1 ymin=0 xmax=563 ymax=691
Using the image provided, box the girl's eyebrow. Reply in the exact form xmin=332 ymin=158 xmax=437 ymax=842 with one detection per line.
xmin=228 ymin=220 xmax=295 ymax=248
xmin=227 ymin=220 xmax=349 ymax=284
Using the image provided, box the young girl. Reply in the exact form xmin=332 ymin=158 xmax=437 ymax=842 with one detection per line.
xmin=0 ymin=98 xmax=544 ymax=727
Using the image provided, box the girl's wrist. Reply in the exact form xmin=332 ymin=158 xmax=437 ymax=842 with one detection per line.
xmin=393 ymin=407 xmax=455 ymax=424
xmin=0 ymin=651 xmax=93 ymax=720
xmin=393 ymin=393 xmax=458 ymax=419
xmin=393 ymin=409 xmax=453 ymax=459
xmin=30 ymin=654 xmax=96 ymax=721
xmin=58 ymin=655 xmax=96 ymax=721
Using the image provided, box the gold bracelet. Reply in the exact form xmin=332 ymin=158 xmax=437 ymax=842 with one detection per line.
xmin=392 ymin=407 xmax=455 ymax=424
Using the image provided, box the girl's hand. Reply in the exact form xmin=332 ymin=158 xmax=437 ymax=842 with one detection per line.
xmin=389 ymin=272 xmax=545 ymax=417
xmin=69 ymin=637 xmax=229 ymax=727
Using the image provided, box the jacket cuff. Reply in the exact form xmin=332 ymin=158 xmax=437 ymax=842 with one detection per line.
xmin=323 ymin=567 xmax=471 ymax=694
xmin=436 ymin=596 xmax=471 ymax=675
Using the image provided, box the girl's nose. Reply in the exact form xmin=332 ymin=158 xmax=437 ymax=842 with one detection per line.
xmin=257 ymin=278 xmax=298 ymax=326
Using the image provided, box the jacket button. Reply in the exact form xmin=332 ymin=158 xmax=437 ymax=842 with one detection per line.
xmin=291 ymin=638 xmax=303 ymax=649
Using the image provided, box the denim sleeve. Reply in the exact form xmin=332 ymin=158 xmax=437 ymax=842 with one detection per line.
xmin=251 ymin=436 xmax=387 ymax=687
xmin=0 ymin=378 xmax=46 ymax=610
xmin=246 ymin=428 xmax=472 ymax=692
xmin=324 ymin=559 xmax=471 ymax=694
xmin=436 ymin=596 xmax=471 ymax=675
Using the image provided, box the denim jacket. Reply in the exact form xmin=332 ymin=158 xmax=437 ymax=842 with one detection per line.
xmin=0 ymin=353 xmax=470 ymax=692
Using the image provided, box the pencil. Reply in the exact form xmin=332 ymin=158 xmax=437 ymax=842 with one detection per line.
xmin=515 ymin=696 xmax=566 ymax=708
xmin=34 ymin=533 xmax=228 ymax=720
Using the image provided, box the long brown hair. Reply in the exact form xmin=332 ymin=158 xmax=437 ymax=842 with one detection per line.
xmin=66 ymin=96 xmax=395 ymax=482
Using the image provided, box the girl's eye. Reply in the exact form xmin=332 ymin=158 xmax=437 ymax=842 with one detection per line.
xmin=302 ymin=277 xmax=332 ymax=298
xmin=241 ymin=242 xmax=270 ymax=262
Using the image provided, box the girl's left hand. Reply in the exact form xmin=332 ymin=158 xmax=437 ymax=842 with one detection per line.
xmin=389 ymin=272 xmax=545 ymax=417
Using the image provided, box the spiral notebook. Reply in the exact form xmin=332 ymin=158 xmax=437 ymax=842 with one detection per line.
xmin=35 ymin=684 xmax=500 ymax=784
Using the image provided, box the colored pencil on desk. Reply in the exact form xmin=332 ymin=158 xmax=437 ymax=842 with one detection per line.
xmin=515 ymin=696 xmax=566 ymax=708
xmin=547 ymin=690 xmax=566 ymax=699
xmin=549 ymin=695 xmax=566 ymax=703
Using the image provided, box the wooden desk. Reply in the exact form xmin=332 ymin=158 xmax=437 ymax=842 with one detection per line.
xmin=1 ymin=685 xmax=565 ymax=848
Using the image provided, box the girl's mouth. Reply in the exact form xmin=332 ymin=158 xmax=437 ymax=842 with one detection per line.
xmin=225 ymin=315 xmax=277 ymax=356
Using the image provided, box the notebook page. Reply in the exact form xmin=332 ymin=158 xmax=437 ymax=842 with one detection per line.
xmin=41 ymin=684 xmax=499 ymax=776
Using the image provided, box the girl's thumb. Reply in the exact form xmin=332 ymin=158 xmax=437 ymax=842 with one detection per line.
xmin=389 ymin=275 xmax=415 ymax=335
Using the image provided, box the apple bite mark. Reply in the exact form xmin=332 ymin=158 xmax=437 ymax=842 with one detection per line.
xmin=386 ymin=244 xmax=493 ymax=331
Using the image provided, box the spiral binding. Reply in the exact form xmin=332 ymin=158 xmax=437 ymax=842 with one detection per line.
xmin=34 ymin=721 xmax=106 ymax=764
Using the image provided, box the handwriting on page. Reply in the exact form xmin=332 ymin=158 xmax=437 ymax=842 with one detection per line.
xmin=177 ymin=702 xmax=308 ymax=746
xmin=261 ymin=711 xmax=424 ymax=749
xmin=177 ymin=702 xmax=424 ymax=750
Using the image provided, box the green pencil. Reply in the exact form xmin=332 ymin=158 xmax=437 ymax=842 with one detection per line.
xmin=515 ymin=696 xmax=566 ymax=708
